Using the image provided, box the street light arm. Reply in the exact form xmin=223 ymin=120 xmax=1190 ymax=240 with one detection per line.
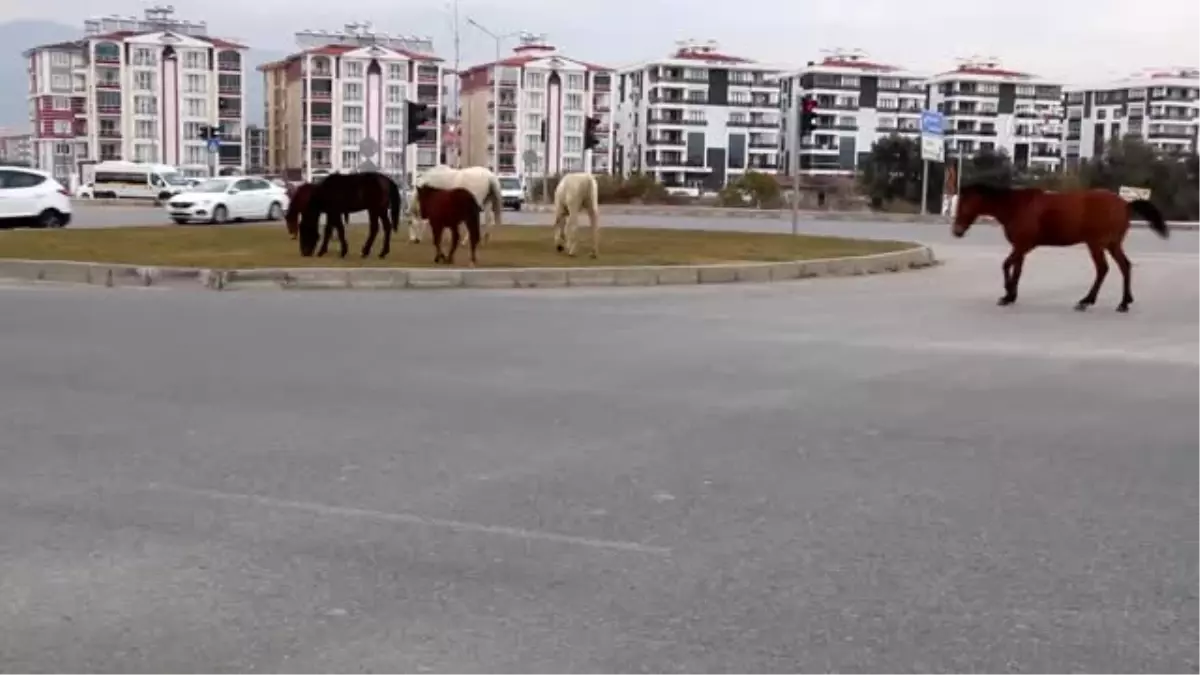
xmin=465 ymin=17 xmax=497 ymax=40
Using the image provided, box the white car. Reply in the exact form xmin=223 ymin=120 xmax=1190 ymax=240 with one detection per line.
xmin=164 ymin=176 xmax=289 ymax=225
xmin=0 ymin=166 xmax=72 ymax=229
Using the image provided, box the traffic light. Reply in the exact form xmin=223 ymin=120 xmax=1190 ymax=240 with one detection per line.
xmin=406 ymin=101 xmax=437 ymax=145
xmin=798 ymin=96 xmax=818 ymax=139
xmin=199 ymin=126 xmax=210 ymax=140
xmin=583 ymin=116 xmax=600 ymax=151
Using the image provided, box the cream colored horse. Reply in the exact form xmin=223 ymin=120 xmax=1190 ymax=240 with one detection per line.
xmin=410 ymin=165 xmax=503 ymax=244
xmin=552 ymin=172 xmax=601 ymax=257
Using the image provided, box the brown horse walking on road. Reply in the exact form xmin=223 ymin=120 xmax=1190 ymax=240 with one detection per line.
xmin=415 ymin=185 xmax=483 ymax=266
xmin=953 ymin=184 xmax=1169 ymax=312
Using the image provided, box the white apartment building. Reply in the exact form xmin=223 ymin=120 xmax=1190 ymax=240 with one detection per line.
xmin=1063 ymin=67 xmax=1199 ymax=165
xmin=260 ymin=23 xmax=446 ymax=183
xmin=616 ymin=40 xmax=783 ymax=194
xmin=458 ymin=33 xmax=615 ymax=177
xmin=23 ymin=6 xmax=248 ymax=181
xmin=926 ymin=57 xmax=1064 ymax=171
xmin=779 ymin=49 xmax=926 ymax=177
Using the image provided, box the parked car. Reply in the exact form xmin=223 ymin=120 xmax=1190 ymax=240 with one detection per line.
xmin=0 ymin=166 xmax=72 ymax=229
xmin=163 ymin=176 xmax=289 ymax=225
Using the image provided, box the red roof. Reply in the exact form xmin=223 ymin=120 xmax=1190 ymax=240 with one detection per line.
xmin=25 ymin=29 xmax=247 ymax=54
xmin=671 ymin=48 xmax=751 ymax=64
xmin=817 ymin=57 xmax=899 ymax=72
xmin=259 ymin=43 xmax=443 ymax=71
xmin=939 ymin=65 xmax=1031 ymax=78
xmin=459 ymin=51 xmax=610 ymax=76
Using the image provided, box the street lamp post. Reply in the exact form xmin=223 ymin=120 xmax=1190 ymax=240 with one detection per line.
xmin=465 ymin=18 xmax=520 ymax=173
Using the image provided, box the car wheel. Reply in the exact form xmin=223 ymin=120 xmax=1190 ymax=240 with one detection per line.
xmin=211 ymin=205 xmax=229 ymax=224
xmin=513 ymin=203 xmax=522 ymax=211
xmin=172 ymin=217 xmax=190 ymax=225
xmin=36 ymin=209 xmax=66 ymax=229
xmin=266 ymin=202 xmax=284 ymax=221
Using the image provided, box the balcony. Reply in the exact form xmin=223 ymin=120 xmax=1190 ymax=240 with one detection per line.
xmin=648 ymin=116 xmax=707 ymax=126
xmin=417 ymin=95 xmax=439 ymax=106
xmin=218 ymin=107 xmax=241 ymax=119
xmin=95 ymin=52 xmax=120 ymax=65
xmin=799 ymin=143 xmax=839 ymax=152
xmin=218 ymin=60 xmax=241 ymax=73
xmin=96 ymin=105 xmax=121 ymax=115
xmin=309 ymin=89 xmax=333 ymax=101
xmin=488 ymin=99 xmax=518 ymax=110
xmin=417 ymin=68 xmax=440 ymax=84
xmin=593 ymin=79 xmax=611 ymax=92
xmin=593 ymin=103 xmax=612 ymax=113
xmin=729 ymin=118 xmax=778 ymax=128
xmin=747 ymin=161 xmax=779 ymax=171
xmin=98 ymin=129 xmax=121 ymax=138
xmin=646 ymin=136 xmax=686 ymax=146
xmin=748 ymin=140 xmax=778 ymax=149
xmin=219 ymin=85 xmax=240 ymax=95
xmin=490 ymin=143 xmax=517 ymax=153
xmin=310 ymin=69 xmax=333 ymax=78
xmin=310 ymin=113 xmax=332 ymax=123
xmin=311 ymin=137 xmax=332 ymax=147
xmin=95 ymin=79 xmax=121 ymax=90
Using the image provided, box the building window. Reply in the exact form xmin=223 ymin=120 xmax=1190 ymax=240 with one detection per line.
xmin=53 ymin=120 xmax=71 ymax=135
xmin=564 ymin=93 xmax=583 ymax=111
xmin=388 ymin=63 xmax=405 ymax=80
xmin=525 ymin=91 xmax=544 ymax=110
xmin=132 ymin=47 xmax=156 ymax=66
xmin=50 ymin=51 xmax=71 ymax=67
xmin=183 ymin=122 xmax=204 ymax=139
xmin=563 ymin=156 xmax=582 ymax=172
xmin=417 ymin=148 xmax=437 ymax=166
xmin=184 ymin=73 xmax=206 ymax=93
xmin=384 ymin=129 xmax=402 ymax=148
xmin=184 ymin=50 xmax=206 ymax=70
xmin=877 ymin=97 xmax=898 ymax=110
xmin=185 ymin=97 xmax=207 ymax=117
xmin=387 ymin=84 xmax=404 ymax=104
xmin=134 ymin=119 xmax=155 ymax=139
xmin=525 ymin=72 xmax=545 ymax=89
xmin=135 ymin=95 xmax=158 ymax=115
xmin=343 ymin=105 xmax=363 ymax=124
xmin=566 ymin=73 xmax=584 ymax=90
xmin=564 ymin=136 xmax=583 ymax=153
xmin=384 ymin=106 xmax=402 ymax=125
xmin=343 ymin=82 xmax=363 ymax=101
xmin=563 ymin=115 xmax=582 ymax=132
xmin=185 ymin=145 xmax=206 ymax=164
xmin=1015 ymin=85 xmax=1035 ymax=97
xmin=344 ymin=127 xmax=363 ymax=146
xmin=344 ymin=60 xmax=363 ymax=79
xmin=341 ymin=150 xmax=360 ymax=167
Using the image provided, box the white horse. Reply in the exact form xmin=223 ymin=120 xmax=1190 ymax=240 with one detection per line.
xmin=552 ymin=172 xmax=601 ymax=258
xmin=410 ymin=165 xmax=504 ymax=244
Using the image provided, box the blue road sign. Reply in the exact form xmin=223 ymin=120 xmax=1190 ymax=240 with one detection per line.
xmin=920 ymin=110 xmax=945 ymax=137
xmin=207 ymin=137 xmax=221 ymax=152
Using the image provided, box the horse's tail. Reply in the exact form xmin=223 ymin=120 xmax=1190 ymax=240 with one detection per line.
xmin=1128 ymin=199 xmax=1169 ymax=239
xmin=387 ymin=176 xmax=401 ymax=233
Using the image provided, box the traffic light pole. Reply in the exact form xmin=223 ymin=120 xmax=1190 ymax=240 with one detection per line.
xmin=790 ymin=98 xmax=803 ymax=236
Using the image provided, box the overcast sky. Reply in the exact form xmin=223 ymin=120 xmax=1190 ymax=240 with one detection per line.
xmin=4 ymin=0 xmax=1198 ymax=82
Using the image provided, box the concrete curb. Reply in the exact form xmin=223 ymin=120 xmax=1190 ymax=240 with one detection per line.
xmin=0 ymin=245 xmax=937 ymax=292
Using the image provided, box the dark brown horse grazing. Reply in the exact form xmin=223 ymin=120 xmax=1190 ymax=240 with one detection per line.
xmin=415 ymin=185 xmax=482 ymax=266
xmin=284 ymin=182 xmax=347 ymax=240
xmin=953 ymin=184 xmax=1169 ymax=312
xmin=297 ymin=172 xmax=401 ymax=259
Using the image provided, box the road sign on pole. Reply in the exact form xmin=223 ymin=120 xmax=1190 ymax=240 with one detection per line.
xmin=359 ymin=137 xmax=379 ymax=159
xmin=207 ymin=137 xmax=220 ymax=153
xmin=919 ymin=110 xmax=946 ymax=215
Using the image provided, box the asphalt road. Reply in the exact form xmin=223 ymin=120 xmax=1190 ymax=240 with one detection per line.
xmin=1 ymin=221 xmax=1197 ymax=671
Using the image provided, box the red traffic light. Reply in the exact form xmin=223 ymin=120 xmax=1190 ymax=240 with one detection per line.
xmin=802 ymin=97 xmax=818 ymax=113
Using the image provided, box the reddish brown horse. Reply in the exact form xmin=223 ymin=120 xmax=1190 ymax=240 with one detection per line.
xmin=415 ymin=185 xmax=482 ymax=266
xmin=953 ymin=184 xmax=1169 ymax=312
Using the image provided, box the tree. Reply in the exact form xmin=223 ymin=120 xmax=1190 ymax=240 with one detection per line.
xmin=1079 ymin=136 xmax=1198 ymax=221
xmin=859 ymin=134 xmax=943 ymax=212
xmin=717 ymin=170 xmax=782 ymax=208
xmin=961 ymin=146 xmax=1015 ymax=187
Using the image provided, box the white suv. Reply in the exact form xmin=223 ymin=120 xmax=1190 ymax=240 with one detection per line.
xmin=0 ymin=167 xmax=72 ymax=229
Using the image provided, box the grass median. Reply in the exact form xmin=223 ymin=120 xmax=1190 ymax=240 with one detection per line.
xmin=0 ymin=223 xmax=914 ymax=269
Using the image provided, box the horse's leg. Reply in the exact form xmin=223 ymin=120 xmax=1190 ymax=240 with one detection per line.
xmin=446 ymin=219 xmax=460 ymax=265
xmin=361 ymin=210 xmax=378 ymax=258
xmin=1108 ymin=243 xmax=1134 ymax=312
xmin=587 ymin=204 xmax=600 ymax=259
xmin=431 ymin=222 xmax=446 ymax=264
xmin=336 ymin=212 xmax=349 ymax=258
xmin=565 ymin=207 xmax=579 ymax=257
xmin=379 ymin=206 xmax=393 ymax=259
xmin=317 ymin=214 xmax=333 ymax=257
xmin=465 ymin=210 xmax=481 ymax=267
xmin=998 ymin=244 xmax=1031 ymax=306
xmin=1074 ymin=241 xmax=1109 ymax=311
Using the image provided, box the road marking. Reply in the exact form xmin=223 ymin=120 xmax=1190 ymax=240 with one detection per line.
xmin=145 ymin=483 xmax=673 ymax=557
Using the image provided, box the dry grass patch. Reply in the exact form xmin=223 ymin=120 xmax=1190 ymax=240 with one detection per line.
xmin=0 ymin=223 xmax=914 ymax=269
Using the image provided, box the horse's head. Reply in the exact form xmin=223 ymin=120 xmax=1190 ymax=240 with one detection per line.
xmin=953 ymin=182 xmax=1006 ymax=238
xmin=284 ymin=183 xmax=310 ymax=239
xmin=296 ymin=186 xmax=322 ymax=256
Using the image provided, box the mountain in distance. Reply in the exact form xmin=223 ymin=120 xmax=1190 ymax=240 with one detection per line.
xmin=0 ymin=19 xmax=285 ymax=131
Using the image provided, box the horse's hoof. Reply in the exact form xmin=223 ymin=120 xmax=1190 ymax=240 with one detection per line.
xmin=1116 ymin=303 xmax=1130 ymax=313
xmin=589 ymin=252 xmax=598 ymax=259
xmin=556 ymin=244 xmax=564 ymax=252
xmin=1074 ymin=302 xmax=1091 ymax=312
xmin=996 ymin=296 xmax=1015 ymax=306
